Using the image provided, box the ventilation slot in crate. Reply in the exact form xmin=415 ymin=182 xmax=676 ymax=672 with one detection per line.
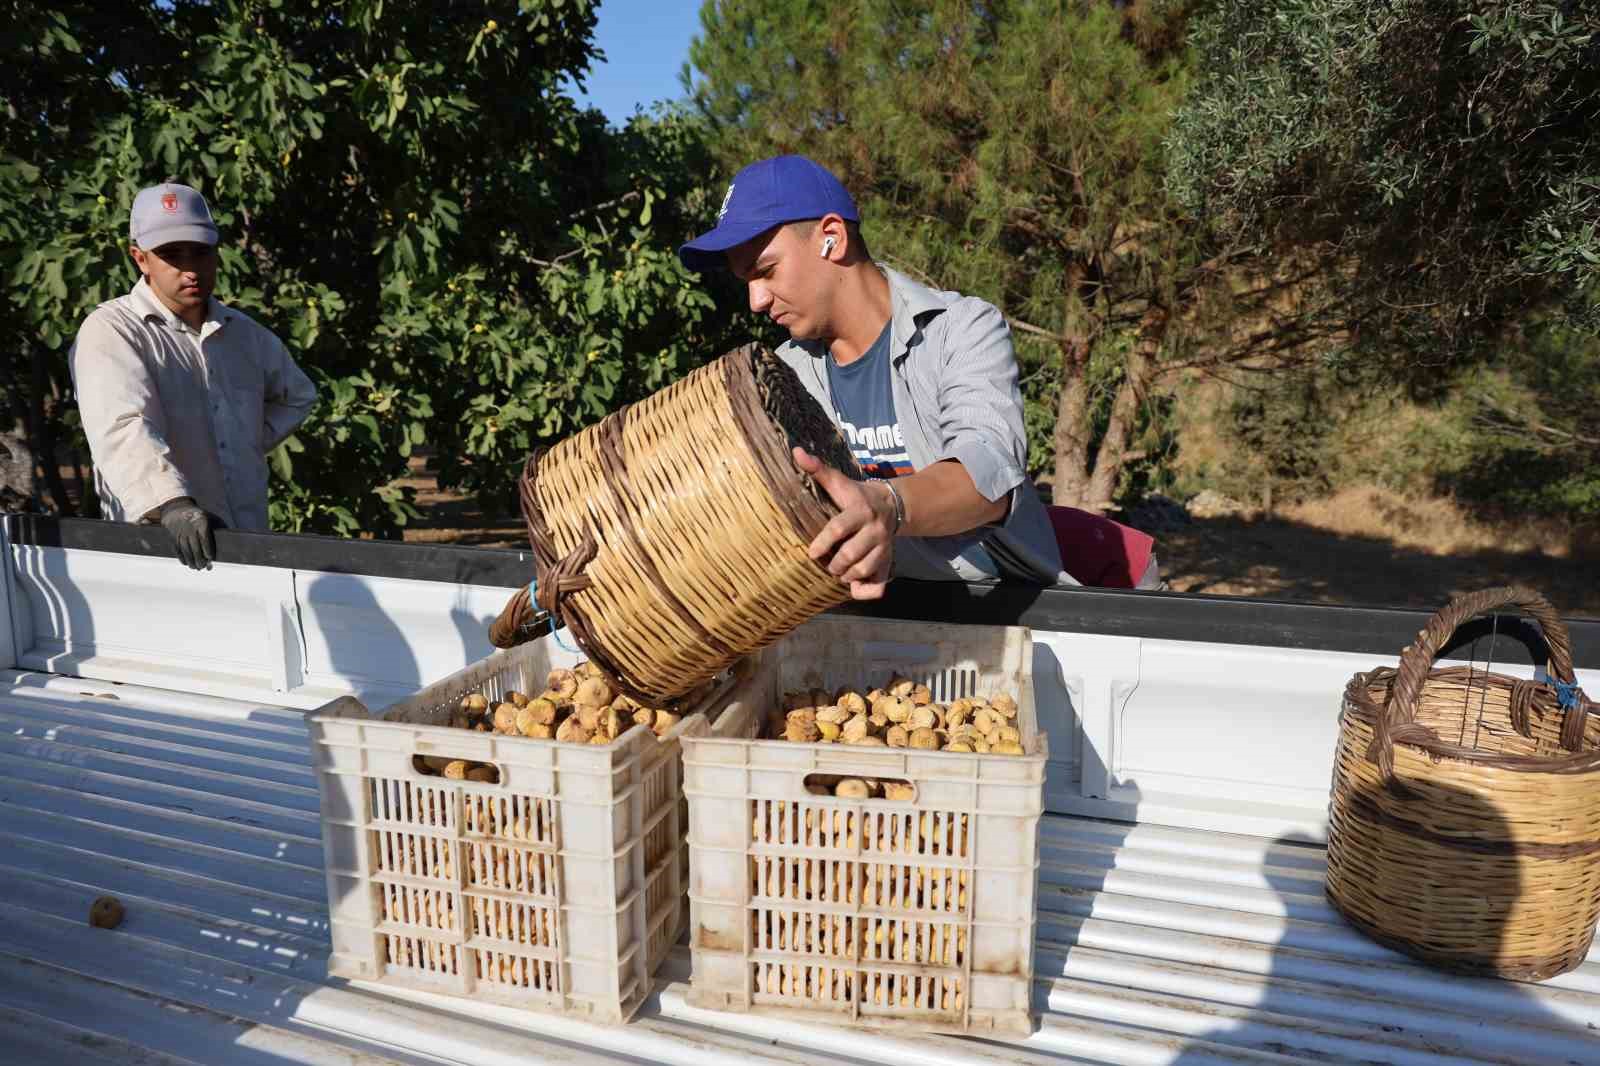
xmin=642 ymin=764 xmax=676 ymax=870
xmin=384 ymin=934 xmax=461 ymax=978
xmin=861 ymin=861 xmax=969 ymax=915
xmin=928 ymin=668 xmax=980 ymax=703
xmin=373 ymin=829 xmax=457 ymax=882
xmin=859 ymin=915 xmax=966 ymax=967
xmin=463 ymin=792 xmax=556 ymax=846
xmin=466 ymin=841 xmax=561 ymax=896
xmin=750 ymin=802 xmax=971 ymax=861
xmin=379 ymin=881 xmax=459 ymax=934
xmin=476 ymin=948 xmax=560 ymax=993
xmin=644 ymin=864 xmax=678 ymax=965
xmin=468 ymin=893 xmax=558 ymax=950
xmin=370 ymin=777 xmax=455 ymax=830
xmin=753 ymin=908 xmax=859 ymax=958
xmin=861 ymin=809 xmax=969 ymax=859
xmin=754 ymin=961 xmax=856 ymax=1002
xmin=858 ymin=970 xmax=960 ymax=1014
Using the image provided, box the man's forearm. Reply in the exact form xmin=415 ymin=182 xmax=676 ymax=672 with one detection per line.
xmin=879 ymin=459 xmax=1007 ymax=538
xmin=87 ymin=411 xmax=193 ymax=522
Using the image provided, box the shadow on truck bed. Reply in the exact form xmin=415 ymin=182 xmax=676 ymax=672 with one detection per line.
xmin=1036 ymin=788 xmax=1596 ymax=1064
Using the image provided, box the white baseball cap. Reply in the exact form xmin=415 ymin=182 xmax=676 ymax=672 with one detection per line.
xmin=129 ymin=182 xmax=219 ymax=249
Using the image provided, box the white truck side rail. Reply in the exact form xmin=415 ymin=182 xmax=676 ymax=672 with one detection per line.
xmin=5 ymin=514 xmax=1594 ymax=841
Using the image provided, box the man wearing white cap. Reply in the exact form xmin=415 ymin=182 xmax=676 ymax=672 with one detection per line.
xmin=69 ymin=182 xmax=317 ymax=570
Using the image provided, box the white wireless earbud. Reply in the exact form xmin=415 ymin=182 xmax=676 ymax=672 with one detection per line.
xmin=820 ymin=236 xmax=837 ymax=258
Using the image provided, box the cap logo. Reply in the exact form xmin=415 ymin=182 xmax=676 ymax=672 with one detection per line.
xmin=160 ymin=192 xmax=179 ymax=214
xmin=718 ymin=182 xmax=735 ymax=221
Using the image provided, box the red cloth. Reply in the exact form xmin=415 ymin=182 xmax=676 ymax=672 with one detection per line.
xmin=1046 ymin=505 xmax=1156 ymax=589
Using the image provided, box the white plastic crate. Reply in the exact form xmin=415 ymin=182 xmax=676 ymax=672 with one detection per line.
xmin=682 ymin=615 xmax=1047 ymax=1037
xmin=309 ymin=633 xmax=740 ymax=1024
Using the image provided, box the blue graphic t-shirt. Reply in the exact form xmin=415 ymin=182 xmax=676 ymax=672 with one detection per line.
xmin=827 ymin=321 xmax=912 ymax=479
xmin=826 ymin=320 xmax=1003 ymax=579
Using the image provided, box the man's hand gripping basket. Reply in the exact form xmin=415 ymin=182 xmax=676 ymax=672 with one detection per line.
xmin=505 ymin=344 xmax=860 ymax=706
xmin=1326 ymin=586 xmax=1600 ymax=980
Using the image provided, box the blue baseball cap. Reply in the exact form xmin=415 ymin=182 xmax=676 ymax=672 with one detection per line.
xmin=679 ymin=155 xmax=859 ymax=273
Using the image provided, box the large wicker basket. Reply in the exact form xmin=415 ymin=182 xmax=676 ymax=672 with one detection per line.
xmin=505 ymin=344 xmax=861 ymax=706
xmin=1326 ymin=586 xmax=1600 ymax=981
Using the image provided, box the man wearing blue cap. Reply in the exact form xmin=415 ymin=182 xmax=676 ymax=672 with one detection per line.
xmin=69 ymin=181 xmax=318 ymax=570
xmin=680 ymin=155 xmax=1075 ymax=599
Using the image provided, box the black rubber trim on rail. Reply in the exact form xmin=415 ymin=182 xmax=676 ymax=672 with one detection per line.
xmin=3 ymin=514 xmax=535 ymax=588
xmin=6 ymin=514 xmax=1596 ymax=664
xmin=830 ymin=581 xmax=1590 ymax=667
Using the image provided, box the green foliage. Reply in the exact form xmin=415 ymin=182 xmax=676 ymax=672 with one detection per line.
xmin=3 ymin=0 xmax=743 ymax=534
xmin=1435 ymin=323 xmax=1600 ymax=517
xmin=1175 ymin=315 xmax=1600 ymax=521
xmin=1226 ymin=374 xmax=1337 ymax=501
xmin=1168 ymin=0 xmax=1600 ymax=363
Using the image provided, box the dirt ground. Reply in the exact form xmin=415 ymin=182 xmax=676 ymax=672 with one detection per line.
xmin=395 ymin=457 xmax=527 ymax=548
xmin=397 ymin=459 xmax=1600 ymax=619
xmin=1154 ymin=514 xmax=1598 ymax=616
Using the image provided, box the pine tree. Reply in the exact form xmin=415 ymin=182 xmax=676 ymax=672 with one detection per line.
xmin=687 ymin=1 xmax=1322 ymax=509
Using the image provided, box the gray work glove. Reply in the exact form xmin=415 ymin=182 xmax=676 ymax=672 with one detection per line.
xmin=157 ymin=496 xmax=217 ymax=571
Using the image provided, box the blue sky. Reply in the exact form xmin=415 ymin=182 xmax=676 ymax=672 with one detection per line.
xmin=568 ymin=0 xmax=706 ymax=125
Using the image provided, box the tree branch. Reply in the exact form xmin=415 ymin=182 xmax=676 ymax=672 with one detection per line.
xmin=525 ymin=247 xmax=586 ymax=270
xmin=521 ymin=191 xmax=646 ymax=269
xmin=879 ymin=252 xmax=1071 ymax=343
xmin=1008 ymin=317 xmax=1071 ymax=343
xmin=562 ymin=189 xmax=640 ymax=225
xmin=1474 ymin=390 xmax=1600 ymax=448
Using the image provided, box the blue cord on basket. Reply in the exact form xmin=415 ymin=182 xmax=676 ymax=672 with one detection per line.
xmin=1552 ymin=679 xmax=1583 ymax=711
xmin=529 ymin=577 xmax=579 ymax=653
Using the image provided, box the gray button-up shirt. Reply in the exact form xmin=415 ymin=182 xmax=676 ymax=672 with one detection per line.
xmin=776 ymin=266 xmax=1069 ymax=584
xmin=69 ymin=279 xmax=318 ymax=531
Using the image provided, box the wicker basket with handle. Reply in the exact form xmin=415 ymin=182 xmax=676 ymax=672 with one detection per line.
xmin=1326 ymin=585 xmax=1600 ymax=980
xmin=498 ymin=343 xmax=861 ymax=707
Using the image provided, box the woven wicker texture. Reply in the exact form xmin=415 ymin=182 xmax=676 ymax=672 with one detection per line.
xmin=1326 ymin=586 xmax=1600 ymax=981
xmin=517 ymin=344 xmax=858 ymax=705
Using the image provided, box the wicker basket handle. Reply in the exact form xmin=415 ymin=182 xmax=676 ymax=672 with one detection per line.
xmin=1371 ymin=585 xmax=1580 ymax=782
xmin=532 ymin=530 xmax=596 ymax=616
xmin=513 ymin=445 xmax=599 ymax=632
xmin=486 ymin=467 xmax=596 ymax=650
xmin=487 ymin=586 xmax=535 ymax=649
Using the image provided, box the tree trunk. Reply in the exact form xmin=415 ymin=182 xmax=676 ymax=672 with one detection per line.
xmin=1081 ymin=308 xmax=1168 ymax=509
xmin=0 ymin=425 xmax=36 ymax=511
xmin=1050 ymin=335 xmax=1094 ymax=508
xmin=1052 ymin=319 xmax=1168 ymax=512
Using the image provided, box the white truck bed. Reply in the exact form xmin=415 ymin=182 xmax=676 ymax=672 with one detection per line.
xmin=3 ymin=668 xmax=1596 ymax=1066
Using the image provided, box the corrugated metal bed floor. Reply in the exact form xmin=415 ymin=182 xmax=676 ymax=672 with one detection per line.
xmin=1 ymin=670 xmax=1596 ymax=1066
